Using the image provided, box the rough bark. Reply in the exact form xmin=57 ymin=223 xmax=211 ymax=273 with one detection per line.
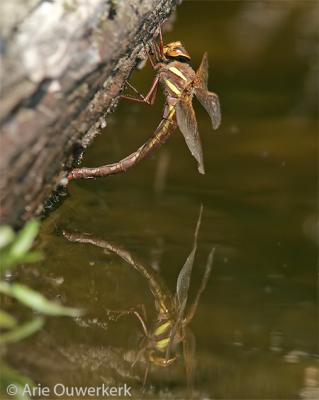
xmin=0 ymin=0 xmax=179 ymax=227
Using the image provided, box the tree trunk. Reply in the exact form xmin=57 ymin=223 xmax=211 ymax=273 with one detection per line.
xmin=0 ymin=0 xmax=179 ymax=227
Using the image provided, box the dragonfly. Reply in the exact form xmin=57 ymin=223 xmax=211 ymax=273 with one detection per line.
xmin=63 ymin=206 xmax=215 ymax=388
xmin=68 ymin=29 xmax=221 ymax=181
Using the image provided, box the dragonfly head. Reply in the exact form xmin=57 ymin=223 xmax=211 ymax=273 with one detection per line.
xmin=163 ymin=41 xmax=191 ymax=63
xmin=148 ymin=349 xmax=176 ymax=367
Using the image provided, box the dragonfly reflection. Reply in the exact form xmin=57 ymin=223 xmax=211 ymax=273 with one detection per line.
xmin=63 ymin=206 xmax=215 ymax=389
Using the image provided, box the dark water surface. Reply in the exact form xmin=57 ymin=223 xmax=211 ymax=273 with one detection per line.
xmin=9 ymin=1 xmax=318 ymax=399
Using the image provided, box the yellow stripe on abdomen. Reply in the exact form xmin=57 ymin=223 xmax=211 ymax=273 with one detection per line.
xmin=155 ymin=337 xmax=170 ymax=350
xmin=169 ymin=66 xmax=187 ymax=81
xmin=165 ymin=79 xmax=181 ymax=96
xmin=154 ymin=320 xmax=173 ymax=337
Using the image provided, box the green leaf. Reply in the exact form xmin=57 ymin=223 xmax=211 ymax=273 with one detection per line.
xmin=0 ymin=318 xmax=44 ymax=345
xmin=0 ymin=362 xmax=34 ymax=386
xmin=0 ymin=227 xmax=15 ymax=249
xmin=0 ymin=282 xmax=83 ymax=317
xmin=0 ymin=309 xmax=17 ymax=329
xmin=0 ymin=221 xmax=42 ymax=273
xmin=9 ymin=221 xmax=40 ymax=259
xmin=0 ymin=361 xmax=34 ymax=400
xmin=16 ymin=251 xmax=44 ymax=264
xmin=0 ymin=251 xmax=44 ymax=274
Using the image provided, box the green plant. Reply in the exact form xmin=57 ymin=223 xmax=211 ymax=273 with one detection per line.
xmin=0 ymin=220 xmax=82 ymax=399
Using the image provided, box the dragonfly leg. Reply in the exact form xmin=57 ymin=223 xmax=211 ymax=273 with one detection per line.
xmin=121 ymin=76 xmax=159 ymax=105
xmin=106 ymin=305 xmax=148 ymax=337
xmin=158 ymin=26 xmax=164 ymax=57
xmin=146 ymin=46 xmax=157 ymax=70
xmin=142 ymin=363 xmax=150 ymax=388
xmin=134 ymin=304 xmax=148 ymax=336
xmin=131 ymin=344 xmax=146 ymax=368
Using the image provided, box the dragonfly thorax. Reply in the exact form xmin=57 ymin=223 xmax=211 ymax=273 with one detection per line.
xmin=145 ymin=316 xmax=183 ymax=367
xmin=159 ymin=61 xmax=195 ymax=101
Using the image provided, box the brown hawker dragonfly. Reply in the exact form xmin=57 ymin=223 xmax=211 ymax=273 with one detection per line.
xmin=63 ymin=206 xmax=215 ymax=388
xmin=68 ymin=29 xmax=221 ymax=180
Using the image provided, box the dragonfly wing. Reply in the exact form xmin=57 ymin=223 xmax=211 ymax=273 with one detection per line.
xmin=196 ymin=52 xmax=209 ymax=89
xmin=175 ymin=246 xmax=197 ymax=308
xmin=184 ymin=246 xmax=215 ymax=325
xmin=195 ymin=52 xmax=221 ymax=130
xmin=176 ymin=205 xmax=203 ymax=306
xmin=195 ymin=87 xmax=221 ymax=130
xmin=166 ymin=205 xmax=203 ymax=361
xmin=176 ymin=98 xmax=205 ymax=174
xmin=165 ymin=296 xmax=187 ymax=361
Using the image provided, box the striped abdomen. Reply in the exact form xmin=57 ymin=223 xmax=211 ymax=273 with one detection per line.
xmin=68 ymin=106 xmax=176 ymax=179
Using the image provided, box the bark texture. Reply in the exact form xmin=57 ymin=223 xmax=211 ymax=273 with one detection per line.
xmin=0 ymin=0 xmax=179 ymax=226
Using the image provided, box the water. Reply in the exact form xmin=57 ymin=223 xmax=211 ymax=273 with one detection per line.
xmin=7 ymin=1 xmax=318 ymax=399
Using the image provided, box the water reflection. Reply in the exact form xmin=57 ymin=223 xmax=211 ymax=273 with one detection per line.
xmin=62 ymin=205 xmax=215 ymax=394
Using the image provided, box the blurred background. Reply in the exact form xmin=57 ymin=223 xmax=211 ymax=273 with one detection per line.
xmin=6 ymin=1 xmax=318 ymax=399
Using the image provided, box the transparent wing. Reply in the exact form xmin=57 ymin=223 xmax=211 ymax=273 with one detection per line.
xmin=176 ymin=98 xmax=205 ymax=174
xmin=176 ymin=205 xmax=203 ymax=307
xmin=195 ymin=52 xmax=221 ymax=130
xmin=184 ymin=246 xmax=215 ymax=325
xmin=165 ymin=296 xmax=187 ymax=361
xmin=195 ymin=88 xmax=221 ymax=130
xmin=166 ymin=205 xmax=203 ymax=361
xmin=196 ymin=52 xmax=209 ymax=89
